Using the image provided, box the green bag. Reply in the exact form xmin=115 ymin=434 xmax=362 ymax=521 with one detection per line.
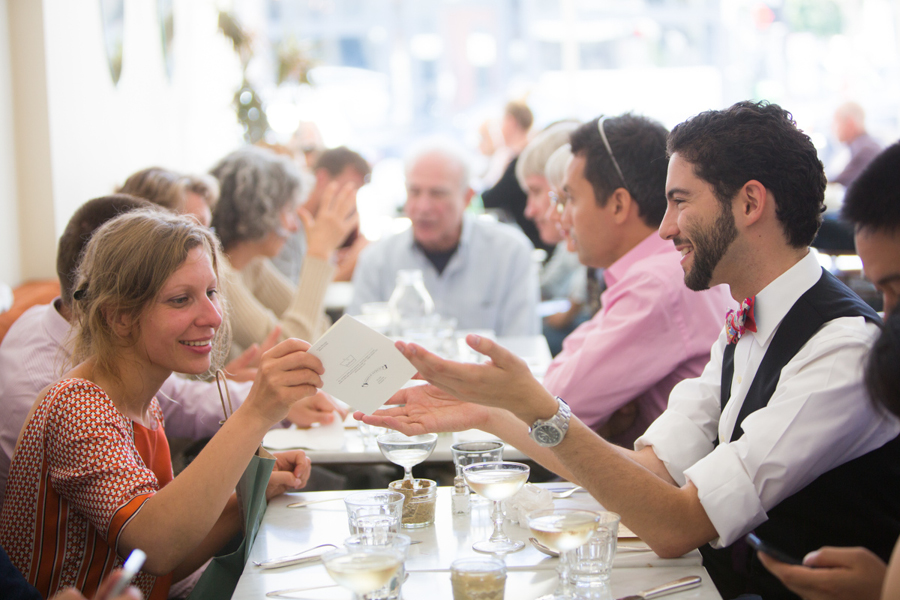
xmin=185 ymin=373 xmax=275 ymax=600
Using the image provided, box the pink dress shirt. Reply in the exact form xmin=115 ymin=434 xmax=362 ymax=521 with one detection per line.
xmin=542 ymin=234 xmax=736 ymax=447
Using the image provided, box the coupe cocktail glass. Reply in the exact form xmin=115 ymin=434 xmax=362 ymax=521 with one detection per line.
xmin=527 ymin=508 xmax=600 ymax=599
xmin=376 ymin=432 xmax=438 ymax=484
xmin=322 ymin=547 xmax=403 ymax=600
xmin=451 ymin=440 xmax=504 ymax=505
xmin=462 ymin=461 xmax=530 ymax=554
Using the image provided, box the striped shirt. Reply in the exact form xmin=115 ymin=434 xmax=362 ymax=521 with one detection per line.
xmin=0 ymin=379 xmax=173 ymax=599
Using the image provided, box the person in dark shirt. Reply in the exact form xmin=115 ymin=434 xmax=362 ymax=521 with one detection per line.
xmin=831 ymin=102 xmax=883 ymax=188
xmin=760 ymin=141 xmax=900 ymax=600
xmin=1 ymin=543 xmax=140 ymax=600
xmin=481 ymin=101 xmax=553 ymax=253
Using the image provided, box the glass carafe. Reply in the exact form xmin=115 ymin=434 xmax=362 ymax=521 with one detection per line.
xmin=387 ymin=269 xmax=435 ymax=338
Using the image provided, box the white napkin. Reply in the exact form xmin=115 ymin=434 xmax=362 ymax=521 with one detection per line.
xmin=501 ymin=483 xmax=553 ymax=524
xmin=262 ymin=415 xmax=346 ymax=450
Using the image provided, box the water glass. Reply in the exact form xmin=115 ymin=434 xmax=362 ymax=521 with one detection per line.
xmin=450 ymin=556 xmax=506 ymax=600
xmin=421 ymin=315 xmax=458 ymax=357
xmin=344 ymin=491 xmax=405 ymax=537
xmin=359 ymin=302 xmax=393 ymax=334
xmin=451 ymin=441 xmax=504 ymax=503
xmin=345 ymin=533 xmax=411 ymax=600
xmin=568 ymin=511 xmax=620 ymax=597
xmin=357 ymin=418 xmax=388 ymax=448
xmin=451 ymin=441 xmax=504 ymax=476
xmin=455 ymin=329 xmax=496 ymax=364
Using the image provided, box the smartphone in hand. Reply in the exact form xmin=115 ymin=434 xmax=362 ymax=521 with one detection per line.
xmin=108 ymin=549 xmax=146 ymax=597
xmin=746 ymin=533 xmax=802 ymax=565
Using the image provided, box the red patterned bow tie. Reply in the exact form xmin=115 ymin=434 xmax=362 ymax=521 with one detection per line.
xmin=726 ymin=297 xmax=757 ymax=345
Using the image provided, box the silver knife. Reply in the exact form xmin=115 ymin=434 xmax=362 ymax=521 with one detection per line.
xmin=616 ymin=575 xmax=702 ymax=600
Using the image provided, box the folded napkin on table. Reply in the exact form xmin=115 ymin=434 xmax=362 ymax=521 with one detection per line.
xmin=502 ymin=484 xmax=553 ymax=524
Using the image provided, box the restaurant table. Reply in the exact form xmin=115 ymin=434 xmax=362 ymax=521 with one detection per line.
xmin=232 ymin=484 xmax=722 ymax=600
xmin=264 ymin=423 xmax=529 ymax=465
xmin=261 ymin=335 xmax=551 ymax=465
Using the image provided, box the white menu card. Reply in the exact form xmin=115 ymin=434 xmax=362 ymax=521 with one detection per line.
xmin=308 ymin=315 xmax=417 ymax=414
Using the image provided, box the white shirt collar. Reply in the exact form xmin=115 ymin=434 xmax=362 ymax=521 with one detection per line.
xmin=750 ymin=250 xmax=822 ymax=347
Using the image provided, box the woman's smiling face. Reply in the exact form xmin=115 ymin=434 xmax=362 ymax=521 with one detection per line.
xmin=136 ymin=246 xmax=223 ymax=378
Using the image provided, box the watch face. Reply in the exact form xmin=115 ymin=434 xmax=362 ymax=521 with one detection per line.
xmin=534 ymin=425 xmax=561 ymax=446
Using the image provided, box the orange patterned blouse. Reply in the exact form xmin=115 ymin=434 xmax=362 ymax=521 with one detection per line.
xmin=0 ymin=379 xmax=174 ymax=599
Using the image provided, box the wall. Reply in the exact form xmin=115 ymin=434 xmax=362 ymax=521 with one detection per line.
xmin=0 ymin=0 xmax=19 ymax=286
xmin=6 ymin=0 xmax=54 ymax=284
xmin=43 ymin=0 xmax=244 ymax=238
xmin=0 ymin=0 xmax=245 ymax=284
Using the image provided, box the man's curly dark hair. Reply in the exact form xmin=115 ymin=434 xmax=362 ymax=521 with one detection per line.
xmin=841 ymin=141 xmax=900 ymax=233
xmin=667 ymin=101 xmax=827 ymax=248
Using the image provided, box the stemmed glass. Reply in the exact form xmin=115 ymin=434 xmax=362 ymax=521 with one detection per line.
xmin=376 ymin=432 xmax=438 ymax=485
xmin=322 ymin=547 xmax=404 ymax=600
xmin=527 ymin=508 xmax=600 ymax=599
xmin=462 ymin=461 xmax=530 ymax=554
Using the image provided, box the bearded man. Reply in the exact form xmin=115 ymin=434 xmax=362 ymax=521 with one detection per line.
xmin=358 ymin=102 xmax=900 ymax=600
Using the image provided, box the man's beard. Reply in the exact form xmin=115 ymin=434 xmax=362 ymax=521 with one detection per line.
xmin=679 ymin=204 xmax=738 ymax=291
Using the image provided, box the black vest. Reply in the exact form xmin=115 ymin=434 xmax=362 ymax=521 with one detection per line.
xmin=700 ymin=269 xmax=900 ymax=600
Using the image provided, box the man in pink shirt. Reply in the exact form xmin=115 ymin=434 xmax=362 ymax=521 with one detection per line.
xmin=542 ymin=115 xmax=734 ymax=446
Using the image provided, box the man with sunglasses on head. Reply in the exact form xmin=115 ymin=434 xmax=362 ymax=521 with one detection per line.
xmin=541 ymin=115 xmax=734 ymax=447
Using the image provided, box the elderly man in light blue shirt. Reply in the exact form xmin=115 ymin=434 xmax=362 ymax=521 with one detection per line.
xmin=349 ymin=140 xmax=540 ymax=336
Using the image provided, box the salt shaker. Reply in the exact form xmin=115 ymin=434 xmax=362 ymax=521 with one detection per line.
xmin=451 ymin=475 xmax=470 ymax=515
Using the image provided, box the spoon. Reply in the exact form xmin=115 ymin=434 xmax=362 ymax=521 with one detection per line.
xmin=551 ymin=485 xmax=584 ymax=499
xmin=530 ymin=537 xmax=559 ymax=557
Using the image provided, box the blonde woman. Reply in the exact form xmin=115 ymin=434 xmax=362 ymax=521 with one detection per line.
xmin=0 ymin=210 xmax=320 ymax=599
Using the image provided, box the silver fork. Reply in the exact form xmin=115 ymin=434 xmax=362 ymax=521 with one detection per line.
xmin=253 ymin=543 xmax=338 ymax=569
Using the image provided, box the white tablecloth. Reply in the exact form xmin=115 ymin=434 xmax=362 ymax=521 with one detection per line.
xmin=232 ymin=484 xmax=721 ymax=600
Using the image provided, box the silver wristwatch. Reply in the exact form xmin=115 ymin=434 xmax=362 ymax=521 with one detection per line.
xmin=528 ymin=397 xmax=571 ymax=447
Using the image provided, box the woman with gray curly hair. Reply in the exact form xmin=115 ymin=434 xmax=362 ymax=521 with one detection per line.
xmin=210 ymin=146 xmax=357 ymax=355
xmin=515 ymin=123 xmax=589 ymax=355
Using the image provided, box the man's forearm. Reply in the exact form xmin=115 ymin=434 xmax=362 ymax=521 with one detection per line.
xmin=486 ymin=390 xmax=716 ymax=557
xmin=547 ymin=418 xmax=717 ymax=557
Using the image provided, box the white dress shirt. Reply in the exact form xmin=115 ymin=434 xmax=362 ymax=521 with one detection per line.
xmin=0 ymin=300 xmax=253 ymax=509
xmin=348 ymin=214 xmax=541 ymax=336
xmin=636 ymin=251 xmax=900 ymax=547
